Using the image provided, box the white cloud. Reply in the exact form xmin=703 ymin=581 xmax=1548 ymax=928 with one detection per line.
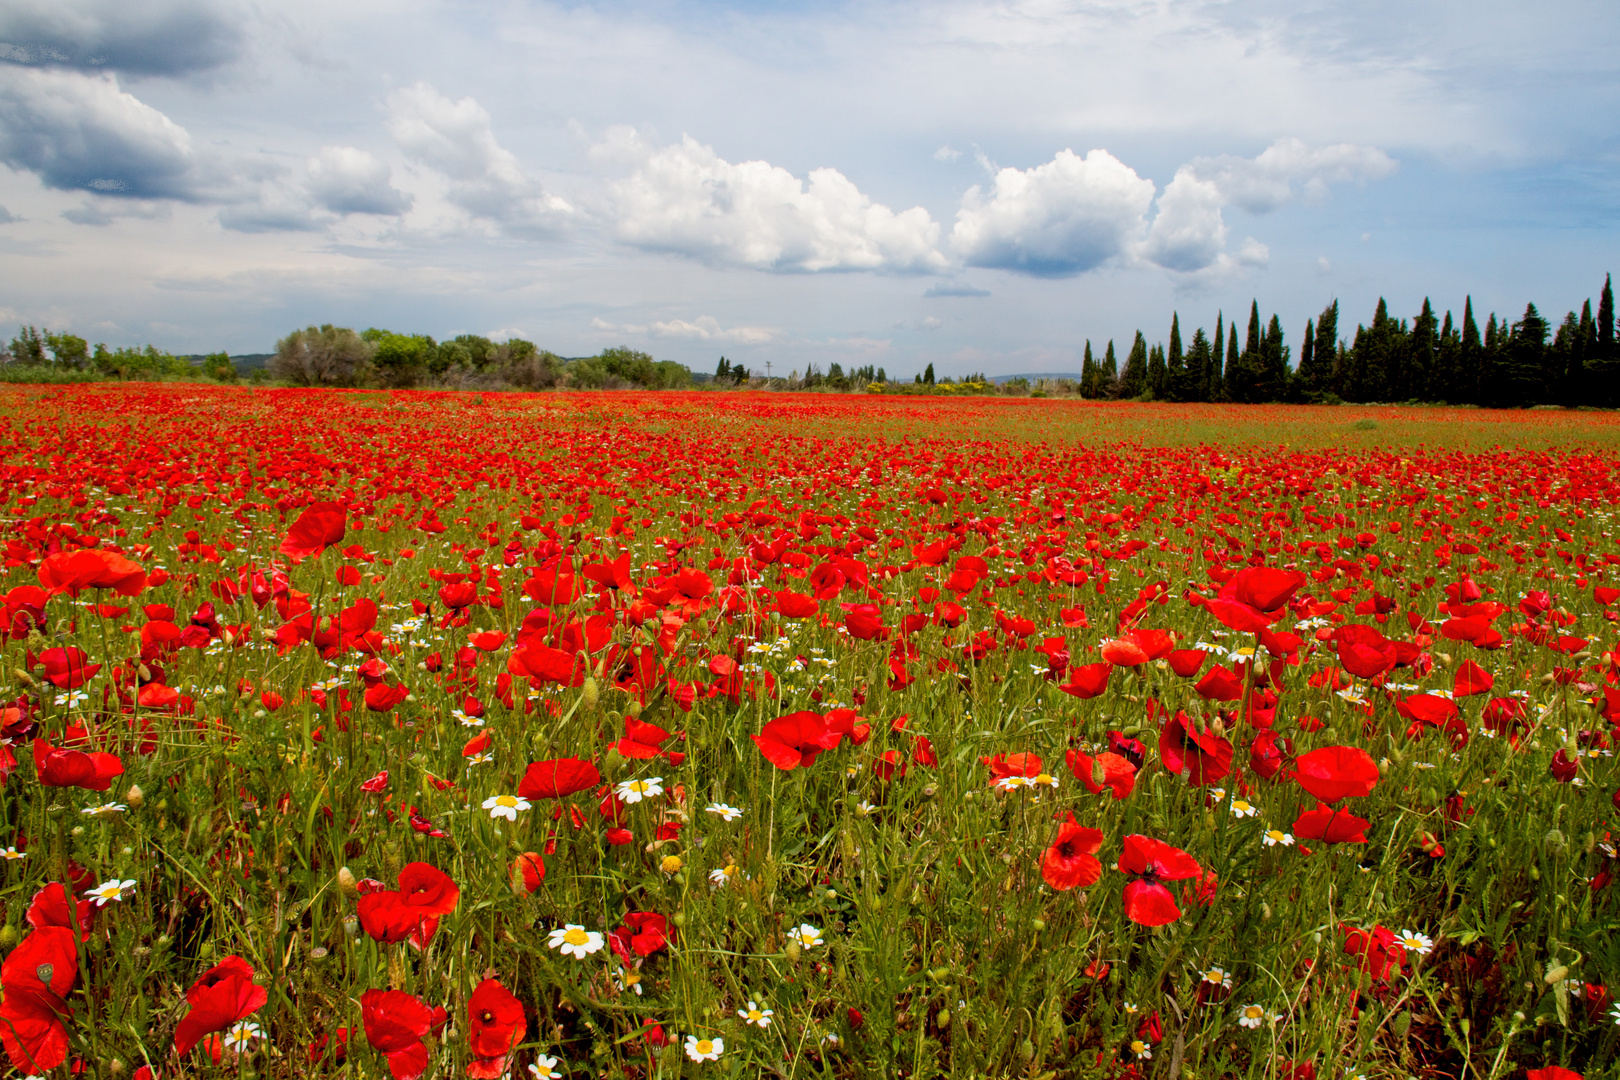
xmin=933 ymin=145 xmax=961 ymax=162
xmin=1141 ymin=167 xmax=1227 ymax=273
xmin=0 ymin=67 xmax=197 ymax=199
xmin=0 ymin=0 xmax=244 ymax=77
xmin=386 ymin=82 xmax=570 ymax=234
xmin=1187 ymin=138 xmax=1397 ymax=213
xmin=590 ymin=313 xmax=776 ymax=345
xmin=602 ymin=130 xmax=947 ymax=274
xmin=949 ymin=148 xmax=1155 ymax=277
xmin=306 ymin=146 xmax=410 ymax=216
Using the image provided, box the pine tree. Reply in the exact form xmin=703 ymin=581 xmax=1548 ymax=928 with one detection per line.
xmin=924 ymin=363 xmax=935 ymax=385
xmin=1503 ymin=303 xmax=1549 ymax=407
xmin=1103 ymin=340 xmax=1118 ymax=396
xmin=1259 ymin=313 xmax=1289 ymax=401
xmin=1166 ymin=313 xmax=1193 ymax=401
xmin=1080 ymin=340 xmax=1096 ymax=398
xmin=1481 ymin=313 xmax=1502 ymax=406
xmin=1435 ymin=311 xmax=1460 ymax=403
xmin=1410 ymin=299 xmax=1437 ymax=401
xmin=1210 ymin=312 xmax=1225 ymax=401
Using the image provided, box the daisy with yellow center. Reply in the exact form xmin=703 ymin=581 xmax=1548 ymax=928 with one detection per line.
xmin=1229 ymin=799 xmax=1256 ymax=818
xmin=614 ymin=777 xmax=664 ymax=804
xmin=1130 ymin=1039 xmax=1152 ymax=1060
xmin=1238 ymin=1004 xmax=1266 ymax=1029
xmin=738 ymin=1000 xmax=773 ymax=1027
xmin=684 ymin=1034 xmax=724 ymax=1062
xmin=483 ymin=794 xmax=531 ymax=821
xmin=1263 ymin=829 xmax=1294 ymax=847
xmin=547 ymin=924 xmax=605 ymax=959
xmin=790 ymin=923 xmax=824 ymax=948
xmin=85 ymin=878 xmax=135 ymax=906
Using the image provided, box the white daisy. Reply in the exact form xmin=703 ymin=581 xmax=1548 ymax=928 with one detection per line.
xmin=81 ymin=802 xmax=127 ymax=818
xmin=614 ymin=777 xmax=664 ymax=804
xmin=483 ymin=794 xmax=530 ymax=821
xmin=738 ymin=1000 xmax=773 ymax=1027
xmin=84 ymin=878 xmax=136 ymax=906
xmin=705 ymin=802 xmax=744 ymax=822
xmin=529 ymin=1054 xmax=564 ymax=1079
xmin=222 ymin=1020 xmax=261 ymax=1051
xmin=789 ymin=923 xmax=824 ymax=949
xmin=1262 ymin=829 xmax=1295 ymax=847
xmin=1396 ymin=929 xmax=1434 ymax=956
xmin=1237 ymin=1003 xmax=1266 ymax=1029
xmin=1229 ymin=799 xmax=1257 ymax=818
xmin=465 ymin=751 xmax=494 ymax=766
xmin=547 ymin=924 xmax=605 ymax=959
xmin=0 ymin=847 xmax=26 ymax=860
xmin=684 ymin=1034 xmax=724 ymax=1062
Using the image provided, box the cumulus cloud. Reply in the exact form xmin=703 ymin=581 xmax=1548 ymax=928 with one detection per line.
xmin=0 ymin=205 xmax=14 ymax=223
xmin=0 ymin=0 xmax=243 ymax=77
xmin=1141 ymin=168 xmax=1227 ymax=273
xmin=387 ymin=82 xmax=569 ymax=235
xmin=1186 ymin=138 xmax=1397 ymax=213
xmin=949 ymin=149 xmax=1155 ymax=277
xmin=61 ymin=197 xmax=170 ymax=226
xmin=590 ymin=314 xmax=776 ymax=345
xmin=602 ymin=130 xmax=948 ymax=274
xmin=305 ymin=145 xmax=411 ymax=216
xmin=0 ymin=66 xmax=197 ymax=199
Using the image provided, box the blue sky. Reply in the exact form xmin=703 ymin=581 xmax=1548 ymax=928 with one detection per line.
xmin=0 ymin=0 xmax=1615 ymax=376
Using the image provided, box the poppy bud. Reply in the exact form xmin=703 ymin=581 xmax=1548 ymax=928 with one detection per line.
xmin=337 ymin=866 xmax=358 ymax=894
xmin=582 ymin=677 xmax=599 ymax=710
xmin=0 ymin=925 xmax=16 ymax=950
xmin=1545 ymin=829 xmax=1568 ymax=857
xmin=785 ymin=940 xmax=802 ymax=962
xmin=126 ymin=784 xmax=144 ymax=808
xmin=1546 ymin=965 xmax=1570 ymax=985
xmin=12 ymin=669 xmax=33 ymax=688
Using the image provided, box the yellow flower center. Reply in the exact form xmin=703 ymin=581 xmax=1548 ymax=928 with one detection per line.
xmin=1244 ymin=1006 xmax=1263 ymax=1019
xmin=495 ymin=795 xmax=516 ymax=807
xmin=748 ymin=1010 xmax=763 ymax=1021
xmin=563 ymin=927 xmax=589 ymax=946
xmin=695 ymin=1039 xmax=714 ymax=1054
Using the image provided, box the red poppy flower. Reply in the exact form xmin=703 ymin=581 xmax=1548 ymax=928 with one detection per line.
xmin=1291 ymin=746 xmax=1379 ymax=802
xmin=1248 ymin=729 xmax=1289 ymax=780
xmin=1167 ymin=649 xmax=1207 ymax=678
xmin=33 ymin=738 xmax=123 ymax=792
xmin=361 ymin=988 xmax=437 ymax=1080
xmin=466 ymin=978 xmax=525 ymax=1079
xmin=512 ymin=852 xmax=545 ymax=894
xmin=1551 ymin=750 xmax=1579 ymax=783
xmin=1293 ymin=802 xmax=1371 ymax=844
xmin=981 ymin=752 xmax=1044 ymax=787
xmin=364 ymin=681 xmax=410 ymax=713
xmin=1453 ymin=659 xmax=1493 ymax=697
xmin=1193 ymin=665 xmax=1244 ymax=701
xmin=37 ymin=549 xmax=148 ymax=597
xmin=519 ymin=757 xmax=601 ymax=799
xmin=1117 ymin=835 xmax=1202 ymax=926
xmin=1158 ymin=713 xmax=1233 ymax=785
xmin=1058 ymin=662 xmax=1112 ymax=699
xmin=25 ymin=883 xmax=94 ymax=941
xmin=0 ymin=926 xmax=77 ymax=1074
xmin=824 ymin=708 xmax=871 ymax=746
xmin=1526 ymin=1069 xmax=1583 ymax=1080
xmin=37 ymin=647 xmax=100 ymax=690
xmin=1340 ymin=924 xmax=1404 ymax=980
xmin=174 ymin=955 xmax=269 ymax=1056
xmin=2 ymin=585 xmax=47 ymax=639
xmin=1041 ymin=815 xmax=1104 ymax=891
xmin=1100 ymin=628 xmax=1173 ymax=667
xmin=357 ymin=863 xmax=460 ymax=946
xmin=280 ymin=501 xmax=347 ymax=560
xmin=610 ymin=911 xmax=671 ymax=961
xmin=774 ymin=589 xmax=820 ymax=618
xmin=1065 ymin=749 xmax=1137 ymax=800
xmin=1224 ymin=566 xmax=1307 ymax=615
xmin=1333 ymin=625 xmax=1398 ymax=679
xmin=751 ymin=712 xmax=839 ymax=770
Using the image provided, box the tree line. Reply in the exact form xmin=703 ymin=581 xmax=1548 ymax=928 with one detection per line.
xmin=1079 ymin=273 xmax=1617 ymax=406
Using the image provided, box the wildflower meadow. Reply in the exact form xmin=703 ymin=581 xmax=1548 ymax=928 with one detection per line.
xmin=0 ymin=384 xmax=1617 ymax=1080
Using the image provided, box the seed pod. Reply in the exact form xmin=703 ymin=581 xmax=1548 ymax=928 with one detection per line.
xmin=0 ymin=925 xmax=17 ymax=950
xmin=125 ymin=785 xmax=144 ymax=809
xmin=581 ymin=677 xmax=599 ymax=710
xmin=337 ymin=867 xmax=359 ymax=895
xmin=1545 ymin=965 xmax=1569 ymax=985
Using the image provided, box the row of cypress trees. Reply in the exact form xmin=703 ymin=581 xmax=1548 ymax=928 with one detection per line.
xmin=1077 ymin=274 xmax=1617 ymax=406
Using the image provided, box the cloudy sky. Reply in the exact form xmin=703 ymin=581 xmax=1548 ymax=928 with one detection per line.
xmin=0 ymin=0 xmax=1616 ymax=376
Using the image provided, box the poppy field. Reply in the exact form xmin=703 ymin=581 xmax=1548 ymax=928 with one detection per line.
xmin=2 ymin=385 xmax=1619 ymax=1080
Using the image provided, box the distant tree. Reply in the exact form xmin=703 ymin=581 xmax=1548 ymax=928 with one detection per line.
xmin=1080 ymin=340 xmax=1097 ymax=398
xmin=875 ymin=367 xmax=887 ymax=383
xmin=1209 ymin=312 xmax=1224 ymax=401
xmin=1119 ymin=333 xmax=1147 ymax=398
xmin=45 ymin=331 xmax=88 ymax=369
xmin=1499 ymin=303 xmax=1549 ymax=407
xmin=1551 ymin=303 xmax=1592 ymax=407
xmin=1410 ymin=299 xmax=1438 ymax=400
xmin=9 ymin=326 xmax=46 ymax=365
xmin=1293 ymin=318 xmax=1316 ymax=402
xmin=1102 ymin=340 xmax=1118 ymax=396
xmin=1225 ymin=322 xmax=1241 ymax=401
xmin=272 ymin=325 xmax=374 ymax=386
xmin=1594 ymin=274 xmax=1617 ymax=406
xmin=1184 ymin=330 xmax=1211 ymax=403
xmin=1257 ymin=313 xmax=1290 ymax=402
xmin=1459 ymin=297 xmax=1482 ymax=404
xmin=365 ymin=330 xmax=436 ymax=387
xmin=924 ymin=363 xmax=935 ymax=385
xmin=1312 ymin=301 xmax=1340 ymax=397
xmin=1145 ymin=343 xmax=1167 ymax=399
xmin=203 ymin=351 xmax=237 ymax=381
xmin=450 ymin=334 xmax=495 ymax=368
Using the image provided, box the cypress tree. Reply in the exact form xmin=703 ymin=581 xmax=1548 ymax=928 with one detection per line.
xmin=1210 ymin=312 xmax=1224 ymax=401
xmin=1103 ymin=340 xmax=1118 ymax=396
xmin=1225 ymin=322 xmax=1241 ymax=402
xmin=1120 ymin=332 xmax=1147 ymax=398
xmin=1260 ymin=313 xmax=1289 ymax=401
xmin=1503 ymin=303 xmax=1548 ymax=407
xmin=1481 ymin=313 xmax=1502 ymax=406
xmin=1081 ymin=340 xmax=1096 ymax=398
xmin=1296 ymin=318 xmax=1318 ymax=399
xmin=1410 ymin=299 xmax=1437 ymax=402
xmin=1185 ymin=330 xmax=1212 ymax=404
xmin=1595 ymin=274 xmax=1616 ymax=406
xmin=1435 ymin=310 xmax=1459 ymax=402
xmin=1246 ymin=301 xmax=1262 ymax=357
xmin=1460 ymin=297 xmax=1482 ymax=404
xmin=1166 ymin=313 xmax=1191 ymax=401
xmin=1314 ymin=300 xmax=1339 ymax=398
xmin=924 ymin=362 xmax=935 ymax=385
xmin=1147 ymin=343 xmax=1168 ymax=399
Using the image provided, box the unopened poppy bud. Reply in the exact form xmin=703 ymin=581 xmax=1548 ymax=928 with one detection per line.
xmin=1091 ymin=759 xmax=1106 ymax=787
xmin=1545 ymin=829 xmax=1567 ymax=857
xmin=125 ymin=784 xmax=144 ymax=808
xmin=626 ymin=700 xmax=642 ymax=719
xmin=137 ymin=663 xmax=152 ymax=682
xmin=1545 ymin=965 xmax=1569 ymax=985
xmin=337 ymin=866 xmax=358 ymax=894
xmin=222 ymin=628 xmax=235 ymax=646
xmin=601 ymin=748 xmax=626 ymax=779
xmin=581 ymin=677 xmax=599 ymax=709
xmin=107 ymin=1059 xmax=125 ymax=1077
xmin=0 ymin=925 xmax=16 ymax=950
xmin=25 ymin=629 xmax=46 ymax=651
xmin=12 ymin=669 xmax=33 ymax=688
xmin=785 ymin=940 xmax=802 ymax=963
